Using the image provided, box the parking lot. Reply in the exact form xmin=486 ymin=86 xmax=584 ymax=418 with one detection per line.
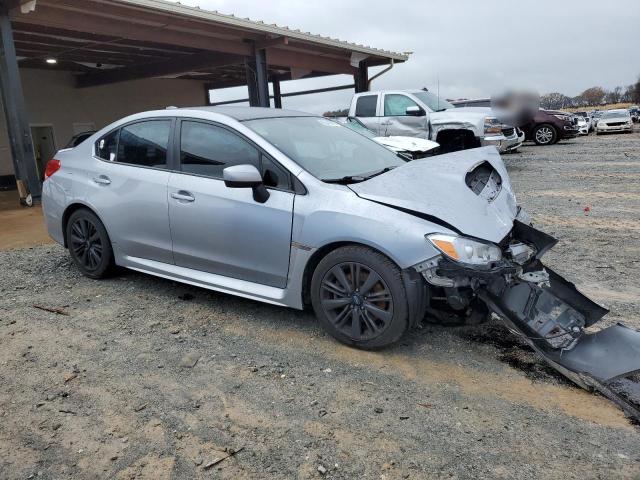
xmin=1 ymin=129 xmax=639 ymax=479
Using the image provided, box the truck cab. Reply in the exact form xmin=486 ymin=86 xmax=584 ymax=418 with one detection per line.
xmin=348 ymin=89 xmax=506 ymax=153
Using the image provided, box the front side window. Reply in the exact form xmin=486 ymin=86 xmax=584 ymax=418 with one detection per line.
xmin=261 ymin=154 xmax=290 ymax=190
xmin=355 ymin=95 xmax=377 ymax=117
xmin=180 ymin=121 xmax=260 ymax=178
xmin=245 ymin=116 xmax=403 ymax=181
xmin=96 ymin=130 xmax=119 ymax=161
xmin=384 ymin=94 xmax=420 ymax=116
xmin=117 ymin=120 xmax=171 ymax=168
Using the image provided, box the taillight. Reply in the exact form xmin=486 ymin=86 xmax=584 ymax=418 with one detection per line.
xmin=44 ymin=159 xmax=61 ymax=179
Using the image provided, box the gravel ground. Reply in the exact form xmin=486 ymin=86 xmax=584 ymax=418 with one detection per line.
xmin=1 ymin=129 xmax=639 ymax=480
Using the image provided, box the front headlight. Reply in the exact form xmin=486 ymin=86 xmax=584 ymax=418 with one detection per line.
xmin=553 ymin=114 xmax=570 ymax=121
xmin=484 ymin=117 xmax=502 ymax=135
xmin=426 ymin=233 xmax=502 ymax=265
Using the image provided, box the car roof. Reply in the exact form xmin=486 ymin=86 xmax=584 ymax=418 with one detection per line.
xmin=178 ymin=105 xmax=316 ymax=121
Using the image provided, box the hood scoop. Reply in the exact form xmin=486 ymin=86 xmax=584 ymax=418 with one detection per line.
xmin=465 ymin=161 xmax=502 ymax=202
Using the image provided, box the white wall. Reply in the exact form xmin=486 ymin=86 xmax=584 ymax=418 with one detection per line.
xmin=0 ymin=68 xmax=208 ymax=177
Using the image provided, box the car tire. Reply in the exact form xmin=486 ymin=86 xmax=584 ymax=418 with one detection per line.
xmin=533 ymin=124 xmax=557 ymax=145
xmin=310 ymin=245 xmax=409 ymax=350
xmin=66 ymin=209 xmax=114 ymax=279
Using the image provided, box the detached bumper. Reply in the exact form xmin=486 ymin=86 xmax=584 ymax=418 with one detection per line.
xmin=421 ymin=220 xmax=640 ymax=418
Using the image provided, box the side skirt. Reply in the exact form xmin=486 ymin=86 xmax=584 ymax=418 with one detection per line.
xmin=120 ymin=255 xmax=293 ymax=308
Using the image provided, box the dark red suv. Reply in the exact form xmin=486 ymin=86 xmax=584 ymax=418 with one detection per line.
xmin=521 ymin=110 xmax=579 ymax=145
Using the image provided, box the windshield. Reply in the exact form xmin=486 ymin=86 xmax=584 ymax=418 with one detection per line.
xmin=602 ymin=110 xmax=630 ymax=119
xmin=245 ymin=117 xmax=404 ymax=181
xmin=412 ymin=91 xmax=455 ymax=112
xmin=343 ymin=117 xmax=375 ymax=138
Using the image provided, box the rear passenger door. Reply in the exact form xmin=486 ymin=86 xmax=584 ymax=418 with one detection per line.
xmin=90 ymin=119 xmax=174 ymax=264
xmin=167 ymin=119 xmax=294 ymax=288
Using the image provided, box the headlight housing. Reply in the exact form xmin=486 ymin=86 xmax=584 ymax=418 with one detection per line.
xmin=427 ymin=233 xmax=502 ymax=265
xmin=553 ymin=114 xmax=571 ymax=122
xmin=483 ymin=117 xmax=503 ymax=135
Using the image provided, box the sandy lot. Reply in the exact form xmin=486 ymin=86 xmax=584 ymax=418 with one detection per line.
xmin=1 ymin=129 xmax=639 ymax=479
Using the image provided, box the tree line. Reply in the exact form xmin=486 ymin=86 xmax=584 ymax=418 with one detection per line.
xmin=541 ymin=77 xmax=640 ymax=110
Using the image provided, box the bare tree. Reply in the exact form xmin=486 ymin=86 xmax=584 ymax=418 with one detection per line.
xmin=633 ymin=77 xmax=640 ymax=104
xmin=606 ymin=86 xmax=623 ymax=104
xmin=580 ymin=86 xmax=606 ymax=106
xmin=540 ymin=92 xmax=570 ymax=110
xmin=621 ymin=84 xmax=634 ymax=102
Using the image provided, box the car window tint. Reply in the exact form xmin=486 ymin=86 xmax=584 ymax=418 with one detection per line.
xmin=384 ymin=94 xmax=419 ymax=116
xmin=180 ymin=121 xmax=260 ymax=178
xmin=96 ymin=130 xmax=119 ymax=161
xmin=261 ymin=154 xmax=290 ymax=190
xmin=355 ymin=95 xmax=377 ymax=117
xmin=117 ymin=120 xmax=171 ymax=168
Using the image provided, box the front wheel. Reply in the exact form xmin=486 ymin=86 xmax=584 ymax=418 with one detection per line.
xmin=66 ymin=209 xmax=114 ymax=279
xmin=533 ymin=124 xmax=557 ymax=145
xmin=310 ymin=246 xmax=409 ymax=349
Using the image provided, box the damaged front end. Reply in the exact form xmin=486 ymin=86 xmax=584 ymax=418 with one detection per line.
xmin=415 ymin=219 xmax=640 ymax=419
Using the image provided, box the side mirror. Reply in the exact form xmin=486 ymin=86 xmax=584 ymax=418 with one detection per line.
xmin=406 ymin=105 xmax=425 ymax=117
xmin=223 ymin=164 xmax=270 ymax=203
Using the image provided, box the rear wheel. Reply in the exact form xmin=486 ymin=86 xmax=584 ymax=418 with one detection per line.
xmin=66 ymin=209 xmax=113 ymax=279
xmin=310 ymin=246 xmax=409 ymax=349
xmin=533 ymin=124 xmax=557 ymax=145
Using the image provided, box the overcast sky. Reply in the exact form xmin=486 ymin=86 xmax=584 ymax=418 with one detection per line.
xmin=176 ymin=0 xmax=640 ymax=113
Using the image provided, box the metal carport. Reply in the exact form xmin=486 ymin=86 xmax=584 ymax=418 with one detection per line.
xmin=0 ymin=0 xmax=407 ymax=203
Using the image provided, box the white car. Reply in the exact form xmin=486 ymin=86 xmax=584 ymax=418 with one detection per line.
xmin=337 ymin=116 xmax=440 ymax=159
xmin=576 ymin=116 xmax=589 ymax=135
xmin=595 ymin=109 xmax=633 ymax=134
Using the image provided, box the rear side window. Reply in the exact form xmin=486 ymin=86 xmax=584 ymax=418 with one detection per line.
xmin=384 ymin=94 xmax=419 ymax=116
xmin=117 ymin=120 xmax=171 ymax=168
xmin=179 ymin=121 xmax=260 ymax=178
xmin=96 ymin=130 xmax=119 ymax=161
xmin=355 ymin=95 xmax=377 ymax=117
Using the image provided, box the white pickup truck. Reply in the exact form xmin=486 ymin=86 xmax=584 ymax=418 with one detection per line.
xmin=348 ymin=89 xmax=507 ymax=153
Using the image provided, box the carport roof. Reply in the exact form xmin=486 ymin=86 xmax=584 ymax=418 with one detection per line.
xmin=8 ymin=0 xmax=409 ymax=88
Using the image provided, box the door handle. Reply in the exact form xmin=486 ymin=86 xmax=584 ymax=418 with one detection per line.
xmin=92 ymin=175 xmax=111 ymax=185
xmin=380 ymin=121 xmax=392 ymax=126
xmin=171 ymin=191 xmax=195 ymax=202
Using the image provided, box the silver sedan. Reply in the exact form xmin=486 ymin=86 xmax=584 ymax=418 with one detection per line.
xmin=41 ymin=107 xmax=640 ymax=393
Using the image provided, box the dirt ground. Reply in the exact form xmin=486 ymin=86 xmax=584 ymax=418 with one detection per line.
xmin=1 ymin=129 xmax=639 ymax=479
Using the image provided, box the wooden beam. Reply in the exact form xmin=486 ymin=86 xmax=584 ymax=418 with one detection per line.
xmin=254 ymin=36 xmax=288 ymax=50
xmin=11 ymin=4 xmax=254 ymax=56
xmin=267 ymin=49 xmax=355 ymax=75
xmin=76 ymin=52 xmax=245 ymax=88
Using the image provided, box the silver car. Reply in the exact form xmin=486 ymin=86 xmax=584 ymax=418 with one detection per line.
xmin=42 ymin=106 xmax=640 ymax=397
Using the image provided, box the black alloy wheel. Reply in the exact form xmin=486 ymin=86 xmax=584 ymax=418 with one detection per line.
xmin=310 ymin=245 xmax=409 ymax=349
xmin=66 ymin=209 xmax=114 ymax=279
xmin=319 ymin=261 xmax=393 ymax=341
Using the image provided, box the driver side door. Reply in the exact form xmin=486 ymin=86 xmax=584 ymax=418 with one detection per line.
xmin=167 ymin=119 xmax=294 ymax=288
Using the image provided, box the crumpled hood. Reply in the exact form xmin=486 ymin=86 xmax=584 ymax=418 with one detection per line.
xmin=349 ymin=146 xmax=518 ymax=242
xmin=373 ymin=136 xmax=439 ymax=153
